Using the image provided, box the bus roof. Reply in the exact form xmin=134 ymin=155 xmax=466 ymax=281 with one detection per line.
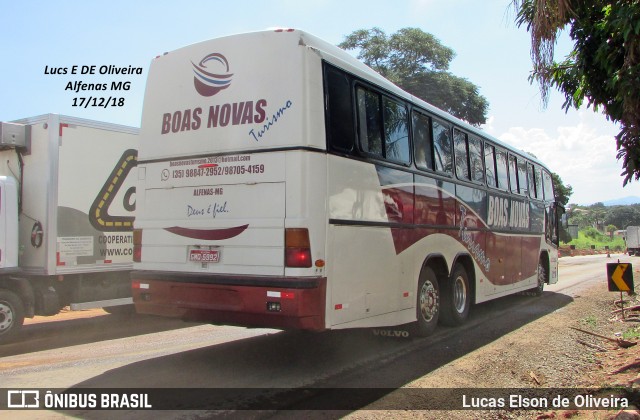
xmin=151 ymin=28 xmax=549 ymax=170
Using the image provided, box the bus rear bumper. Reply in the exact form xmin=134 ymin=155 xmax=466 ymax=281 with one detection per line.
xmin=132 ymin=272 xmax=327 ymax=331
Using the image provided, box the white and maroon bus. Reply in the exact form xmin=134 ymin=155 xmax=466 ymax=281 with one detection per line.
xmin=132 ymin=29 xmax=561 ymax=336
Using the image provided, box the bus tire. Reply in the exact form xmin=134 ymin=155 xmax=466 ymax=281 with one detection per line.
xmin=410 ymin=267 xmax=440 ymax=337
xmin=0 ymin=289 xmax=25 ymax=342
xmin=440 ymin=264 xmax=470 ymax=326
xmin=532 ymin=259 xmax=546 ymax=296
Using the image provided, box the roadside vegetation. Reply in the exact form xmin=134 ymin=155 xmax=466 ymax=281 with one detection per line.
xmin=562 ymin=202 xmax=640 ymax=252
xmin=565 ymin=227 xmax=626 ymax=252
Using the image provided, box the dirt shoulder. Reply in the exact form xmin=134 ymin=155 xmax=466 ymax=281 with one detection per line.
xmin=348 ymin=270 xmax=640 ymax=419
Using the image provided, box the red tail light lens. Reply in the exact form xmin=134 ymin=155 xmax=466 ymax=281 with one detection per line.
xmin=285 ymin=228 xmax=311 ymax=268
xmin=285 ymin=248 xmax=312 ymax=267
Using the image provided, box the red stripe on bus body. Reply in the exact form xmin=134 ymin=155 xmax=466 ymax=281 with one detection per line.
xmin=164 ymin=224 xmax=249 ymax=240
xmin=380 ymin=184 xmax=542 ymax=284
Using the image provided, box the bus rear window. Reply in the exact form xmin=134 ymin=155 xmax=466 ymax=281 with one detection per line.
xmin=324 ymin=65 xmax=355 ymax=152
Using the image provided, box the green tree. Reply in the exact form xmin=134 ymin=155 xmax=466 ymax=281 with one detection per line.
xmin=512 ymin=0 xmax=640 ymax=185
xmin=604 ymin=205 xmax=640 ymax=229
xmin=568 ymin=208 xmax=592 ymax=230
xmin=551 ymin=172 xmax=572 ymax=207
xmin=588 ymin=202 xmax=607 ymax=231
xmin=339 ymin=27 xmax=489 ymax=126
xmin=552 ymin=172 xmax=572 ymax=241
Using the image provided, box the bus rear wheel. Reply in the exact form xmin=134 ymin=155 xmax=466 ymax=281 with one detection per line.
xmin=410 ymin=267 xmax=440 ymax=337
xmin=440 ymin=264 xmax=470 ymax=326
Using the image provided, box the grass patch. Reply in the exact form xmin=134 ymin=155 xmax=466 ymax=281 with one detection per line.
xmin=566 ymin=230 xmax=625 ymax=251
xmin=582 ymin=315 xmax=598 ymax=328
xmin=622 ymin=326 xmax=640 ymax=341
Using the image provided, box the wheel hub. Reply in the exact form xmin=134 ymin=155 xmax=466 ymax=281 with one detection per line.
xmin=453 ymin=276 xmax=468 ymax=314
xmin=0 ymin=302 xmax=13 ymax=332
xmin=419 ymin=280 xmax=438 ymax=322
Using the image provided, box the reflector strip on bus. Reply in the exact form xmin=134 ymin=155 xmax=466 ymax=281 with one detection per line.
xmin=267 ymin=291 xmax=295 ymax=299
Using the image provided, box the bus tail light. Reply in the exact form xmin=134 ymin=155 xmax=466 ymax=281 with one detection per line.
xmin=133 ymin=229 xmax=142 ymax=262
xmin=285 ymin=228 xmax=312 ymax=268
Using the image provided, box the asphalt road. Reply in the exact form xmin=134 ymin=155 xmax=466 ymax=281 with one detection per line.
xmin=0 ymin=253 xmax=633 ymax=419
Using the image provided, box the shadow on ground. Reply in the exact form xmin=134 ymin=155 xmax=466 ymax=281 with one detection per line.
xmin=54 ymin=290 xmax=573 ymax=419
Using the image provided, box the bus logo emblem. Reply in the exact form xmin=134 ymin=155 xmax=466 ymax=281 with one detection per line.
xmin=191 ymin=53 xmax=233 ymax=97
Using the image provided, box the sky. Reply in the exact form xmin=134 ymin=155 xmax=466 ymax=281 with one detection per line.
xmin=1 ymin=0 xmax=637 ymax=206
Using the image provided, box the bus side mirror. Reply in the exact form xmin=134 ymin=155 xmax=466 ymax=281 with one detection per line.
xmin=558 ymin=206 xmax=568 ymax=228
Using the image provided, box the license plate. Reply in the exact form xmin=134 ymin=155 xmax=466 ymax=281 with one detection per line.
xmin=189 ymin=249 xmax=220 ymax=263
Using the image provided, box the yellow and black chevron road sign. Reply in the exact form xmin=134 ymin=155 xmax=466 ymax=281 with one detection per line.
xmin=607 ymin=262 xmax=634 ymax=292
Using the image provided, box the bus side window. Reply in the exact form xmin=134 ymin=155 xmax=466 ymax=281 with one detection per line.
xmin=412 ymin=111 xmax=433 ymax=171
xmin=508 ymin=154 xmax=519 ymax=194
xmin=356 ymin=87 xmax=383 ymax=157
xmin=495 ymin=148 xmax=509 ymax=191
xmin=324 ymin=65 xmax=355 ymax=153
xmin=543 ymin=170 xmax=554 ymax=201
xmin=534 ymin=165 xmax=543 ymax=200
xmin=468 ymin=136 xmax=484 ymax=183
xmin=433 ymin=119 xmax=452 ymax=174
xmin=485 ymin=144 xmax=496 ymax=187
xmin=382 ymin=97 xmax=410 ymax=164
xmin=527 ymin=163 xmax=537 ymax=199
xmin=454 ymin=129 xmax=469 ymax=180
xmin=518 ymin=159 xmax=528 ymax=196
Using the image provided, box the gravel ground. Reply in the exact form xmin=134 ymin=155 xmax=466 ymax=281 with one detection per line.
xmin=346 ymin=277 xmax=640 ymax=420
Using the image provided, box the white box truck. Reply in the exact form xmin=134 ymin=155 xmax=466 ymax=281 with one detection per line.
xmin=626 ymin=226 xmax=640 ymax=256
xmin=0 ymin=114 xmax=138 ymax=342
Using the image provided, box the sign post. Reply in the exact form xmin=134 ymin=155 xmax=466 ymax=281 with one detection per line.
xmin=607 ymin=262 xmax=634 ymax=320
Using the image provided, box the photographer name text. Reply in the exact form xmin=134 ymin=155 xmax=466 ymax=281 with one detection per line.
xmin=44 ymin=65 xmax=143 ymax=109
xmin=463 ymin=393 xmax=629 ymax=409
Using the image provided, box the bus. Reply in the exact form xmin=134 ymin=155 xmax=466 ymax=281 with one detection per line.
xmin=132 ymin=29 xmax=561 ymax=337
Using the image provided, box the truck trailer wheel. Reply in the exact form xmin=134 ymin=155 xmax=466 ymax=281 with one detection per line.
xmin=0 ymin=290 xmax=25 ymax=342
